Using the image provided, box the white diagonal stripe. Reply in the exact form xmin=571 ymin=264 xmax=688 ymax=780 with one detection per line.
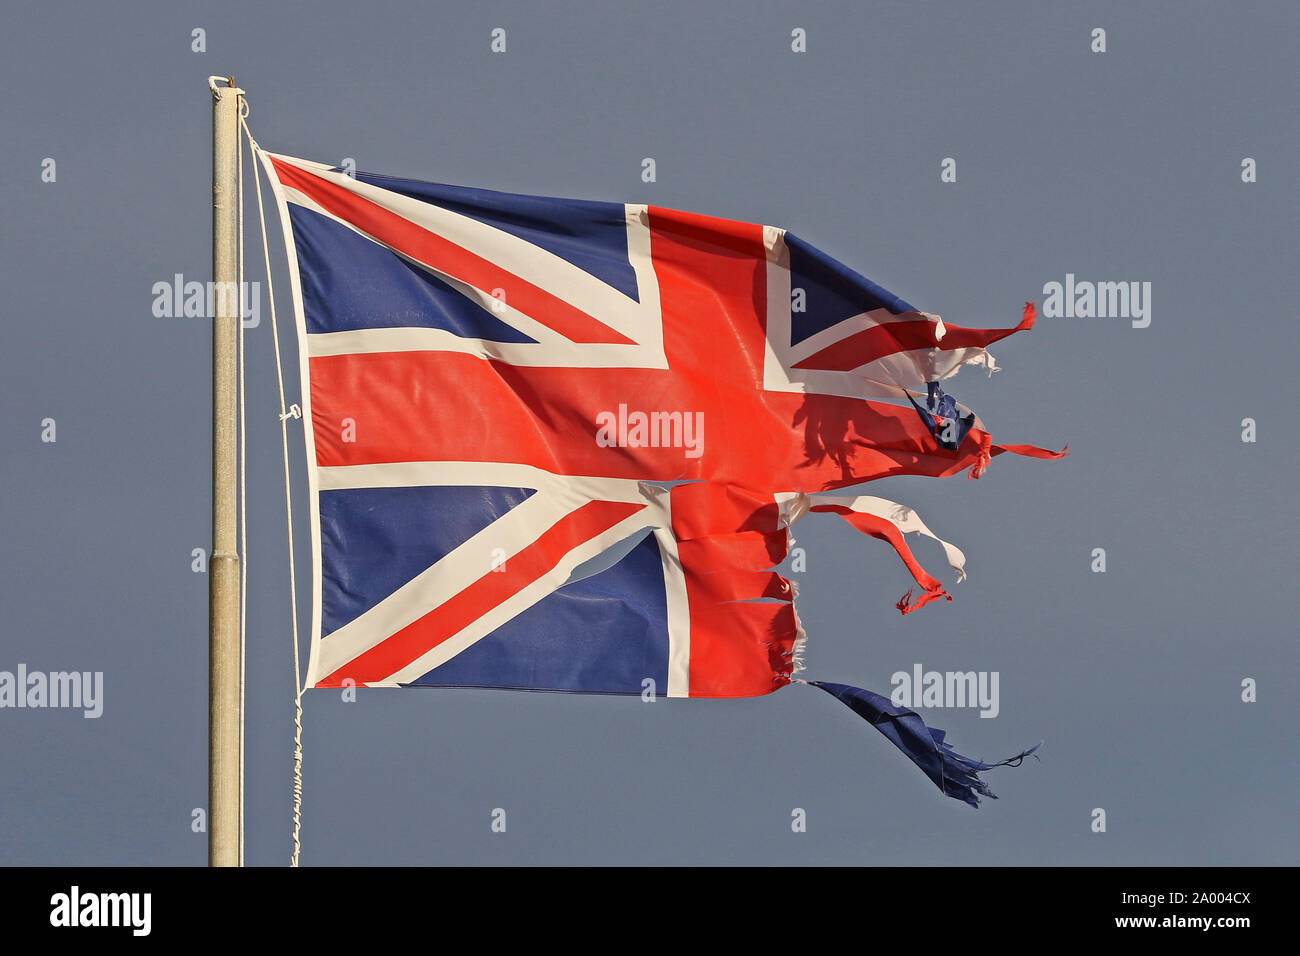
xmin=270 ymin=152 xmax=661 ymax=346
xmin=307 ymin=465 xmax=672 ymax=684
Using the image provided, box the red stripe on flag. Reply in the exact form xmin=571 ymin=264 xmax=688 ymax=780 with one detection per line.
xmin=791 ymin=312 xmax=1034 ymax=372
xmin=316 ymin=498 xmax=646 ymax=686
xmin=809 ymin=504 xmax=951 ymax=614
xmin=270 ymin=157 xmax=636 ymax=346
xmin=306 ymin=351 xmax=695 ymax=478
xmin=992 ymin=442 xmax=1069 ymax=460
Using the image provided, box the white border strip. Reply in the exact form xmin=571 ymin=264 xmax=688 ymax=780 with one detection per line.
xmin=257 ymin=148 xmax=327 ymax=685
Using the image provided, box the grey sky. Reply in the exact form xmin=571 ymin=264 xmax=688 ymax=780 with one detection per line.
xmin=1 ymin=0 xmax=1296 ymax=865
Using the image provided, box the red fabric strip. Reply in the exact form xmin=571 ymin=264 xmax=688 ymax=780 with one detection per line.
xmin=792 ymin=308 xmax=1034 ymax=372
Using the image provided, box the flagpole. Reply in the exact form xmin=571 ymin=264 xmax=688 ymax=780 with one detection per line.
xmin=209 ymin=75 xmax=243 ymax=868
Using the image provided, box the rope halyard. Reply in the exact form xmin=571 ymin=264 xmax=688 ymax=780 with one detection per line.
xmin=244 ymin=111 xmax=307 ymax=867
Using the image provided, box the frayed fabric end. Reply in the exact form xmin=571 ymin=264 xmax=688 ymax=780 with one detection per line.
xmin=788 ymin=582 xmax=808 ymax=673
xmin=806 ymin=494 xmax=965 ymax=615
xmin=808 ymin=681 xmax=1040 ymax=808
xmin=895 ymin=586 xmax=951 ymax=615
xmin=780 ymin=494 xmax=808 ymax=675
xmin=790 ymin=631 xmax=808 ymax=674
xmin=968 ymin=432 xmax=994 ymax=480
xmin=1021 ymin=300 xmax=1037 ymax=329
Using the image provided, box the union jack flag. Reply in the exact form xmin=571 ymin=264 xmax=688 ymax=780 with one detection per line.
xmin=260 ymin=152 xmax=1062 ymax=805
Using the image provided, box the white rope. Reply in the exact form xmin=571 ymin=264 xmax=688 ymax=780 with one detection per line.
xmin=243 ymin=112 xmax=307 ymax=867
xmin=236 ymin=93 xmax=247 ymax=869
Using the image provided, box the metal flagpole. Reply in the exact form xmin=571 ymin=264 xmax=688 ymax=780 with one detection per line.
xmin=209 ymin=75 xmax=243 ymax=867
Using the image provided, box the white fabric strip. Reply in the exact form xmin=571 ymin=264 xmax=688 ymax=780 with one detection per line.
xmin=807 ymin=493 xmax=967 ymax=582
xmin=652 ymin=522 xmax=691 ymax=698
